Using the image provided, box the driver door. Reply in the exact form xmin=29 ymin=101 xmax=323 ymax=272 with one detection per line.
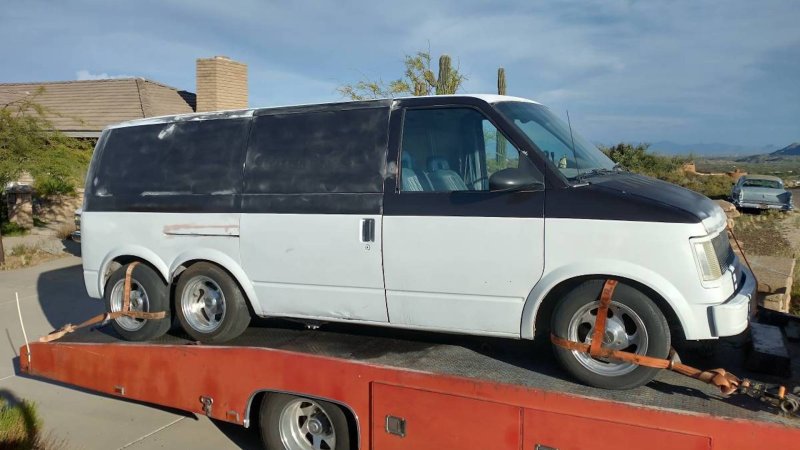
xmin=382 ymin=102 xmax=546 ymax=337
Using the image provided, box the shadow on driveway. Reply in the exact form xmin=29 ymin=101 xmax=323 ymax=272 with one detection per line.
xmin=35 ymin=262 xmax=103 ymax=330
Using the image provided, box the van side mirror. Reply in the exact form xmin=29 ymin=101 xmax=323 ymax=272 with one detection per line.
xmin=489 ymin=168 xmax=544 ymax=192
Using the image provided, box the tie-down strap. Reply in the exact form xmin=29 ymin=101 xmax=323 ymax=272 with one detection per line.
xmin=550 ymin=279 xmax=741 ymax=396
xmin=39 ymin=262 xmax=166 ymax=343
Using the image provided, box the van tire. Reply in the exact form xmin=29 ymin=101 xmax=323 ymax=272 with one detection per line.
xmin=104 ymin=263 xmax=171 ymax=341
xmin=260 ymin=393 xmax=351 ymax=450
xmin=174 ymin=263 xmax=250 ymax=343
xmin=551 ymin=279 xmax=670 ymax=390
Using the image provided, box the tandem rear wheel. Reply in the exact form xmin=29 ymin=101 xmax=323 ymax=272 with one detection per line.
xmin=174 ymin=262 xmax=251 ymax=343
xmin=104 ymin=263 xmax=171 ymax=341
xmin=259 ymin=393 xmax=352 ymax=450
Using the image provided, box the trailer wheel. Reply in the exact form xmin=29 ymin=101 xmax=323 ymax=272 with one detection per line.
xmin=551 ymin=279 xmax=670 ymax=390
xmin=174 ymin=262 xmax=250 ymax=343
xmin=104 ymin=263 xmax=171 ymax=341
xmin=260 ymin=393 xmax=351 ymax=450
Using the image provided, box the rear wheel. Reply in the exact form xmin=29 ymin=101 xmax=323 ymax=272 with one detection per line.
xmin=259 ymin=393 xmax=351 ymax=450
xmin=174 ymin=262 xmax=250 ymax=343
xmin=551 ymin=279 xmax=670 ymax=389
xmin=104 ymin=263 xmax=170 ymax=341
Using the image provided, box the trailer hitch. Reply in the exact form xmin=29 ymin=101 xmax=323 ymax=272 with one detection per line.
xmin=551 ymin=279 xmax=798 ymax=418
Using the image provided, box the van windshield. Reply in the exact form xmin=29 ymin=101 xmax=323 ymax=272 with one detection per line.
xmin=494 ymin=102 xmax=616 ymax=181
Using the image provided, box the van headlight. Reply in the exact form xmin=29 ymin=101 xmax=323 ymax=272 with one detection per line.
xmin=691 ymin=237 xmax=722 ymax=281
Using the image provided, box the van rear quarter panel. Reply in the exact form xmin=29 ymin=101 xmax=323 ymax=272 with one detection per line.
xmin=80 ymin=211 xmax=256 ymax=311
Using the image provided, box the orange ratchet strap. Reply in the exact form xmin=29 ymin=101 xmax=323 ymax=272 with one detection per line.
xmin=551 ymin=279 xmax=741 ymax=396
xmin=40 ymin=262 xmax=166 ymax=343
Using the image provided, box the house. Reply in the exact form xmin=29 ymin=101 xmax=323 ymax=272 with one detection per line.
xmin=1 ymin=56 xmax=248 ymax=227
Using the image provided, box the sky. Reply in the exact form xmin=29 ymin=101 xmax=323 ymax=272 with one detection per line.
xmin=1 ymin=0 xmax=798 ymax=148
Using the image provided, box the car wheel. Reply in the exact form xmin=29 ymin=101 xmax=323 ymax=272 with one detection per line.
xmin=260 ymin=393 xmax=352 ymax=450
xmin=104 ymin=263 xmax=171 ymax=341
xmin=174 ymin=262 xmax=250 ymax=343
xmin=551 ymin=279 xmax=670 ymax=390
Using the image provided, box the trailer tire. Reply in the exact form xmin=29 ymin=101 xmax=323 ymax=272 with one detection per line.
xmin=104 ymin=263 xmax=171 ymax=341
xmin=551 ymin=279 xmax=670 ymax=390
xmin=174 ymin=262 xmax=250 ymax=343
xmin=260 ymin=393 xmax=351 ymax=450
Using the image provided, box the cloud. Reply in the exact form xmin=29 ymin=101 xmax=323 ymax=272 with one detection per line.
xmin=76 ymin=70 xmax=135 ymax=81
xmin=1 ymin=0 xmax=797 ymax=146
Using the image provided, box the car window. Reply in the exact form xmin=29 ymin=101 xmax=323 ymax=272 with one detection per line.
xmin=743 ymin=179 xmax=782 ymax=189
xmin=399 ymin=107 xmax=536 ymax=192
xmin=245 ymin=107 xmax=389 ymax=194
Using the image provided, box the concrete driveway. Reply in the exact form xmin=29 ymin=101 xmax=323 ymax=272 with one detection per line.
xmin=1 ymin=255 xmax=262 ymax=449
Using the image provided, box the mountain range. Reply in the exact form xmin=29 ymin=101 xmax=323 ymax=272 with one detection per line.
xmin=736 ymin=142 xmax=800 ymax=163
xmin=647 ymin=141 xmax=780 ymax=156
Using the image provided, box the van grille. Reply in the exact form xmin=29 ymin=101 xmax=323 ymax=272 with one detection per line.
xmin=712 ymin=231 xmax=735 ymax=269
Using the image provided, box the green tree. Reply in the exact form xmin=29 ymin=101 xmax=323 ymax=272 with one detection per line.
xmin=338 ymin=50 xmax=466 ymax=100
xmin=1 ymin=90 xmax=93 ymax=262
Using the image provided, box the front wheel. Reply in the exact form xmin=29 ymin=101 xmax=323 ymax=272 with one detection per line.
xmin=259 ymin=393 xmax=351 ymax=450
xmin=551 ymin=279 xmax=670 ymax=389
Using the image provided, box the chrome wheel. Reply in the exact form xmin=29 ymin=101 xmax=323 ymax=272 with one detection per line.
xmin=109 ymin=278 xmax=149 ymax=332
xmin=179 ymin=276 xmax=226 ymax=333
xmin=278 ymin=398 xmax=337 ymax=450
xmin=567 ymin=300 xmax=649 ymax=377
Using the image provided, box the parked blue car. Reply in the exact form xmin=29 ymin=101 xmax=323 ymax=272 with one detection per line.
xmin=731 ymin=175 xmax=793 ymax=211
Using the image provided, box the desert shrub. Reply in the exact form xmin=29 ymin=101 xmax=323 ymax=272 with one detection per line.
xmin=0 ymin=221 xmax=28 ymax=236
xmin=601 ymin=143 xmax=733 ymax=198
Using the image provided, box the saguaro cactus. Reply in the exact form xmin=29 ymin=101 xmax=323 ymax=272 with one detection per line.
xmin=496 ymin=67 xmax=508 ymax=163
xmin=436 ymin=55 xmax=453 ymax=95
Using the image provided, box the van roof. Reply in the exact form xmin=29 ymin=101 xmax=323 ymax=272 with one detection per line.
xmin=105 ymin=94 xmax=540 ymax=130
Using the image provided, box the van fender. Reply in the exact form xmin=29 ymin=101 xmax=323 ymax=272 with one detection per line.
xmin=169 ymin=248 xmax=264 ymax=316
xmin=98 ymin=245 xmax=171 ymax=297
xmin=520 ymin=259 xmax=698 ymax=340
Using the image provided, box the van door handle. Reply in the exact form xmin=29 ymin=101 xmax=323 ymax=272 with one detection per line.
xmin=361 ymin=218 xmax=375 ymax=242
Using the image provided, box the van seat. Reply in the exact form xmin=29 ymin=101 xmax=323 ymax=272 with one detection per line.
xmin=401 ymin=153 xmax=430 ymax=192
xmin=426 ymin=157 xmax=468 ymax=191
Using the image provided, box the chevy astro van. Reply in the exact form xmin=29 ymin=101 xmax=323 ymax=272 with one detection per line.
xmin=81 ymin=95 xmax=755 ymax=389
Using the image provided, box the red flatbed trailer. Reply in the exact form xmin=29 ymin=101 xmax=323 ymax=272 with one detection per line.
xmin=19 ymin=320 xmax=800 ymax=449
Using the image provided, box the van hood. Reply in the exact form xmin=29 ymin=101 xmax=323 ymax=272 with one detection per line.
xmin=584 ymin=173 xmax=727 ymax=233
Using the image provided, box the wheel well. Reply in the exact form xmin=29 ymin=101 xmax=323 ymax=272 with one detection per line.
xmin=246 ymin=390 xmax=360 ymax=449
xmin=170 ymin=259 xmax=257 ymax=317
xmin=105 ymin=256 xmax=166 ymax=286
xmin=533 ymin=275 xmax=686 ymax=341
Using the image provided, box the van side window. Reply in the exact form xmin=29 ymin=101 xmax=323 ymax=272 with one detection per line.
xmin=94 ymin=119 xmax=249 ymax=197
xmin=244 ymin=107 xmax=389 ymax=194
xmin=399 ymin=108 xmax=531 ymax=192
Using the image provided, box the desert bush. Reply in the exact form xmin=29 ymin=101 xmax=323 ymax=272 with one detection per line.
xmin=0 ymin=221 xmax=28 ymax=236
xmin=55 ymin=223 xmax=76 ymax=240
xmin=601 ymin=143 xmax=733 ymax=198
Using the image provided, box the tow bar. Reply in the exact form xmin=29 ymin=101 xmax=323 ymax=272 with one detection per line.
xmin=551 ymin=279 xmax=800 ymax=417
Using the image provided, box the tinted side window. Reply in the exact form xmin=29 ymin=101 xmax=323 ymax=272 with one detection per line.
xmin=400 ymin=107 xmax=536 ymax=192
xmin=244 ymin=107 xmax=389 ymax=194
xmin=94 ymin=119 xmax=249 ymax=197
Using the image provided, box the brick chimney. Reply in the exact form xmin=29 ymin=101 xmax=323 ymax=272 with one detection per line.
xmin=196 ymin=56 xmax=248 ymax=112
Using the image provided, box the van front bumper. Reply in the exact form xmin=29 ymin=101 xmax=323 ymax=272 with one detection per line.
xmin=708 ymin=266 xmax=757 ymax=337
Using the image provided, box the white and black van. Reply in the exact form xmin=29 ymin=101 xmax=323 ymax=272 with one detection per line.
xmin=81 ymin=95 xmax=755 ymax=389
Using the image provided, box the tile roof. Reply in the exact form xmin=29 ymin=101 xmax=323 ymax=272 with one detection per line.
xmin=0 ymin=78 xmax=196 ymax=137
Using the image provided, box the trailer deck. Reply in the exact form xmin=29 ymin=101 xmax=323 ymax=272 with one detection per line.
xmin=21 ymin=318 xmax=800 ymax=449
